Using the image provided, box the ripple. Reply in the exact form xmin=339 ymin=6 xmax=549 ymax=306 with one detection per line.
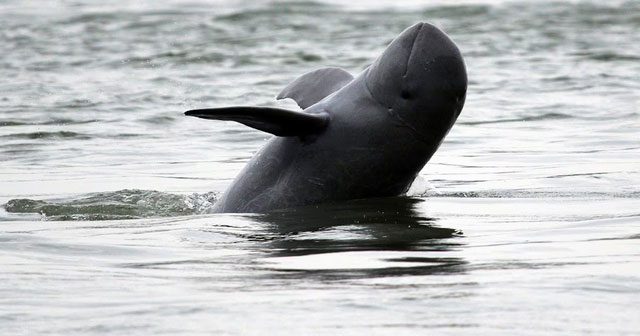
xmin=434 ymin=190 xmax=640 ymax=199
xmin=423 ymin=4 xmax=491 ymax=17
xmin=583 ymin=52 xmax=640 ymax=62
xmin=1 ymin=131 xmax=92 ymax=140
xmin=459 ymin=112 xmax=572 ymax=125
xmin=215 ymin=1 xmax=332 ymax=22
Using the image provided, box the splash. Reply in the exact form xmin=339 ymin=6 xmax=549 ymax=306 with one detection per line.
xmin=405 ymin=175 xmax=441 ymax=197
xmin=4 ymin=189 xmax=218 ymax=221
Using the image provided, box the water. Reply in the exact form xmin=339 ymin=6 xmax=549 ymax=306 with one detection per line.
xmin=1 ymin=0 xmax=639 ymax=334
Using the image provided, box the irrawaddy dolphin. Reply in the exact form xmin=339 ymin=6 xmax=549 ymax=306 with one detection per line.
xmin=185 ymin=22 xmax=467 ymax=213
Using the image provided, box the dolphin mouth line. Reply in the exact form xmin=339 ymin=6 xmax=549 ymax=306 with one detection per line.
xmin=362 ymin=21 xmax=426 ymax=110
xmin=402 ymin=22 xmax=424 ymax=79
xmin=364 ymin=22 xmax=425 ymax=100
xmin=362 ymin=23 xmax=434 ymax=146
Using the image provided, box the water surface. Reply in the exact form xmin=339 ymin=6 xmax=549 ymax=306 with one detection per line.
xmin=1 ymin=0 xmax=639 ymax=334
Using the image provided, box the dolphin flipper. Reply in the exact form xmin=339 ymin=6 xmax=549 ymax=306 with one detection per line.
xmin=277 ymin=67 xmax=354 ymax=109
xmin=185 ymin=107 xmax=329 ymax=137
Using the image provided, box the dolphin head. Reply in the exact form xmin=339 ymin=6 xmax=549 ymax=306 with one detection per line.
xmin=365 ymin=22 xmax=467 ymax=143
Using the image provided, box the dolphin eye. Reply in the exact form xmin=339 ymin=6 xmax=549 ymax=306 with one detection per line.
xmin=400 ymin=90 xmax=412 ymax=100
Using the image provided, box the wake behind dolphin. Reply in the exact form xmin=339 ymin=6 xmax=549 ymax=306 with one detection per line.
xmin=186 ymin=22 xmax=467 ymax=213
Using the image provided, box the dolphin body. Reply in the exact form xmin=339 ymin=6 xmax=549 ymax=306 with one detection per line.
xmin=186 ymin=22 xmax=467 ymax=213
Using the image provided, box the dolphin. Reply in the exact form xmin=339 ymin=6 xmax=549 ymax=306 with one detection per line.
xmin=185 ymin=22 xmax=467 ymax=213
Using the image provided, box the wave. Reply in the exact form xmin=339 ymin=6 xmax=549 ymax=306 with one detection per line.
xmin=4 ymin=189 xmax=218 ymax=221
xmin=459 ymin=112 xmax=571 ymax=125
xmin=1 ymin=131 xmax=92 ymax=140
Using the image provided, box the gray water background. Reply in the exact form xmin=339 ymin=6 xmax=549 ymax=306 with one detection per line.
xmin=1 ymin=0 xmax=639 ymax=334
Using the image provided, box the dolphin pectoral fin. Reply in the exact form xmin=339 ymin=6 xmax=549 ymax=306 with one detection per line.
xmin=277 ymin=67 xmax=354 ymax=109
xmin=184 ymin=107 xmax=329 ymax=137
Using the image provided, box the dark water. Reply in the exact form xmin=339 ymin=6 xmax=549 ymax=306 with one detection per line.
xmin=1 ymin=0 xmax=639 ymax=334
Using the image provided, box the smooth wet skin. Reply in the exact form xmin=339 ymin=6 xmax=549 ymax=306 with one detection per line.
xmin=187 ymin=22 xmax=467 ymax=213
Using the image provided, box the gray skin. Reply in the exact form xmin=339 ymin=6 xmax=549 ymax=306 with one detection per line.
xmin=201 ymin=22 xmax=467 ymax=213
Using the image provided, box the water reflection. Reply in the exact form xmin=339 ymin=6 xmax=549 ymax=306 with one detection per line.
xmin=252 ymin=197 xmax=468 ymax=278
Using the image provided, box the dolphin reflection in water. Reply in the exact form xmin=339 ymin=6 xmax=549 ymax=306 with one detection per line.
xmin=246 ymin=197 xmax=467 ymax=278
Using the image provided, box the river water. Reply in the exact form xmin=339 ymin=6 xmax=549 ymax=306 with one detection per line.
xmin=1 ymin=0 xmax=639 ymax=334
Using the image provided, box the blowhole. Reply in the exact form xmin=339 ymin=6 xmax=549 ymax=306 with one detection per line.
xmin=400 ymin=90 xmax=412 ymax=99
